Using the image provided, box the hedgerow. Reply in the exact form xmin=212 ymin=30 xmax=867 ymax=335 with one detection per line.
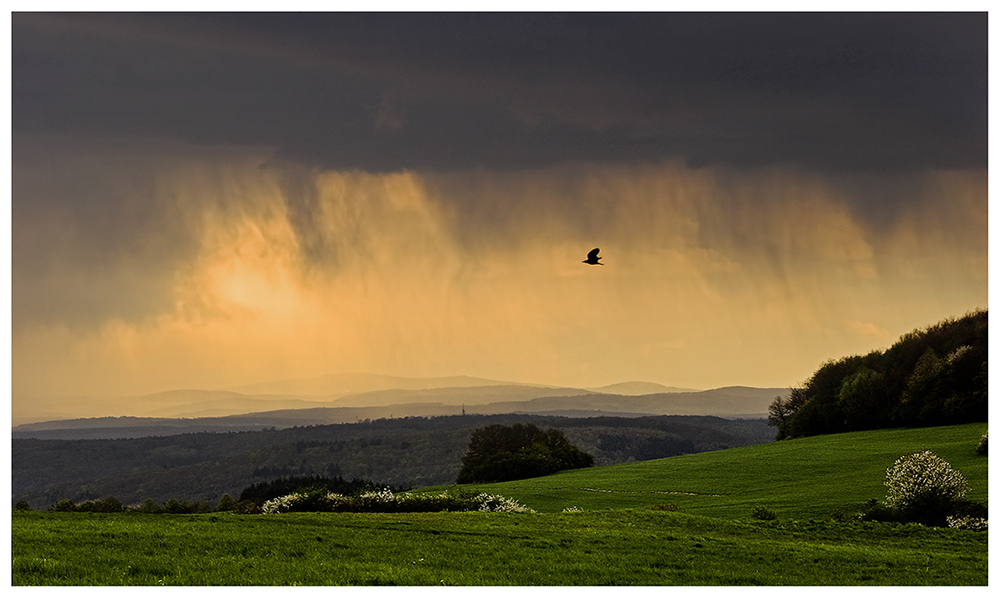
xmin=261 ymin=488 xmax=535 ymax=514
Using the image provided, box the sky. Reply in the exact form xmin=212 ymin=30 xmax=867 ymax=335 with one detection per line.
xmin=8 ymin=11 xmax=989 ymax=422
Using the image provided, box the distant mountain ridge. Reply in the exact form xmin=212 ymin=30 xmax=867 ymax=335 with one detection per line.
xmin=226 ymin=373 xmax=535 ymax=396
xmin=13 ymin=373 xmax=704 ymax=425
xmin=586 ymin=381 xmax=698 ymax=395
xmin=328 ymin=384 xmax=598 ymax=408
xmin=12 ymin=385 xmax=786 ymax=440
xmin=11 ymin=373 xmax=557 ymax=425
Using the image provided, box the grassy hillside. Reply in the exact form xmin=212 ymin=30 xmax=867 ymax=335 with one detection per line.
xmin=430 ymin=423 xmax=988 ymax=520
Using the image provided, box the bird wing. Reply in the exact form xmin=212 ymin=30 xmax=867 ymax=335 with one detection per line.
xmin=587 ymin=248 xmax=601 ymax=260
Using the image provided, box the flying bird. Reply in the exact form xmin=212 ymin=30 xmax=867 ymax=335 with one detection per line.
xmin=583 ymin=248 xmax=603 ymax=265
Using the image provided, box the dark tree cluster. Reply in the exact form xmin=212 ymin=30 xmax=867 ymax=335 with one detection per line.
xmin=40 ymin=496 xmax=217 ymax=514
xmin=769 ymin=309 xmax=987 ymax=439
xmin=456 ymin=423 xmax=594 ymax=484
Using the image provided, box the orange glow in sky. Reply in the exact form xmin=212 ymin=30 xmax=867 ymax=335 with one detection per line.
xmin=10 ymin=148 xmax=987 ymax=423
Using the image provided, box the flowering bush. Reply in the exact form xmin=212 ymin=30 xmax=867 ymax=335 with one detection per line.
xmin=262 ymin=493 xmax=309 ymax=514
xmin=261 ymin=488 xmax=534 ymax=514
xmin=471 ymin=493 xmax=535 ymax=513
xmin=976 ymin=431 xmax=987 ymax=455
xmin=881 ymin=450 xmax=969 ymax=526
xmin=261 ymin=488 xmax=340 ymax=514
xmin=946 ymin=515 xmax=988 ymax=531
xmin=884 ymin=451 xmax=968 ymax=508
xmin=354 ymin=488 xmax=399 ymax=512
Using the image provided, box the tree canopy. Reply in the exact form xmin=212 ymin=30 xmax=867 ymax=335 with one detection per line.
xmin=456 ymin=423 xmax=594 ymax=483
xmin=770 ymin=309 xmax=987 ymax=439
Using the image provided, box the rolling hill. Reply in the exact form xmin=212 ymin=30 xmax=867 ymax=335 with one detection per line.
xmin=13 ymin=373 xmax=688 ymax=425
xmin=588 ymin=381 xmax=697 ymax=395
xmin=226 ymin=372 xmax=531 ymax=396
xmin=11 ymin=373 xmax=567 ymax=425
xmin=430 ymin=422 xmax=989 ymax=520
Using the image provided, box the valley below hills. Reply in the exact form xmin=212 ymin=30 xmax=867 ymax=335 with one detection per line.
xmin=11 ymin=374 xmax=786 ymax=508
xmin=12 ymin=413 xmax=776 ymax=508
xmin=11 ymin=374 xmax=784 ymax=509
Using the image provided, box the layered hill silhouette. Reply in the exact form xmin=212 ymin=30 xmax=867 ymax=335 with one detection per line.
xmin=13 ymin=377 xmax=782 ymax=440
xmin=227 ymin=373 xmax=522 ymax=396
xmin=12 ymin=373 xmax=544 ymax=425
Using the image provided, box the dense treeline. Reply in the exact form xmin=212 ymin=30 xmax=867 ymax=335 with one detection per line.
xmin=769 ymin=309 xmax=987 ymax=439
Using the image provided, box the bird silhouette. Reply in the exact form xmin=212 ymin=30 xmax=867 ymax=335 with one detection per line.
xmin=583 ymin=247 xmax=603 ymax=265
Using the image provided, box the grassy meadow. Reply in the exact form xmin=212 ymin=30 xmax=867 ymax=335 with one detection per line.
xmin=436 ymin=423 xmax=989 ymax=518
xmin=12 ymin=509 xmax=986 ymax=585
xmin=12 ymin=422 xmax=988 ymax=585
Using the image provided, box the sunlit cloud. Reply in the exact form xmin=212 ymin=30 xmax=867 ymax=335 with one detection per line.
xmin=10 ymin=139 xmax=986 ymax=423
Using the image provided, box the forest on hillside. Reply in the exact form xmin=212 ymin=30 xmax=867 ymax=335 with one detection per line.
xmin=769 ymin=309 xmax=987 ymax=439
xmin=12 ymin=413 xmax=772 ymax=509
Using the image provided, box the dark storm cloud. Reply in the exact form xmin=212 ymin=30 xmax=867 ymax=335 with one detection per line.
xmin=12 ymin=12 xmax=986 ymax=173
xmin=9 ymin=136 xmax=224 ymax=330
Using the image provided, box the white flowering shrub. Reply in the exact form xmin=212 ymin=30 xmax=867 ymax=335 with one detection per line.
xmin=946 ymin=515 xmax=988 ymax=531
xmin=882 ymin=450 xmax=969 ymax=526
xmin=261 ymin=491 xmax=344 ymax=514
xmin=471 ymin=493 xmax=535 ymax=513
xmin=884 ymin=450 xmax=968 ymax=508
xmin=261 ymin=488 xmax=534 ymax=514
xmin=261 ymin=493 xmax=300 ymax=514
xmin=353 ymin=488 xmax=399 ymax=512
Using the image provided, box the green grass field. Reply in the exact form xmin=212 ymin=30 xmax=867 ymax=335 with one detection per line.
xmin=11 ymin=509 xmax=987 ymax=585
xmin=12 ymin=423 xmax=988 ymax=585
xmin=436 ymin=423 xmax=989 ymax=518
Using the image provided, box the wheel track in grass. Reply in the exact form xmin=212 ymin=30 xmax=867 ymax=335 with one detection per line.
xmin=578 ymin=487 xmax=725 ymax=497
xmin=504 ymin=484 xmax=724 ymax=497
